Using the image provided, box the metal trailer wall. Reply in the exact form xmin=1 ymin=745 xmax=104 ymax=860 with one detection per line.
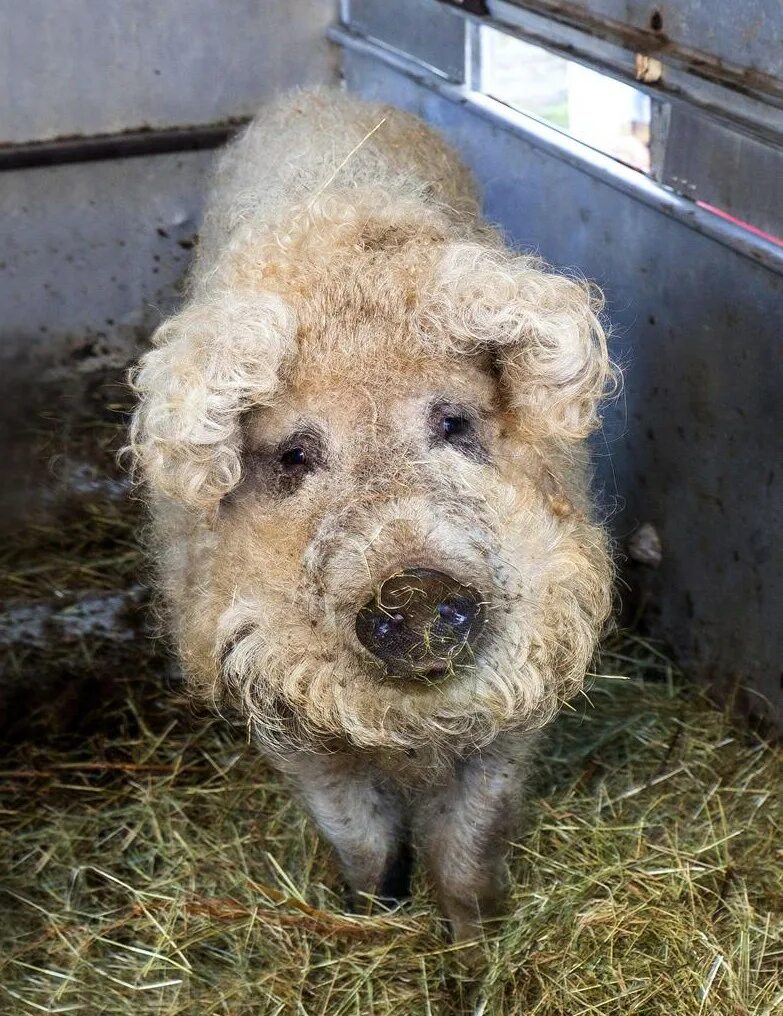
xmin=2 ymin=0 xmax=337 ymax=145
xmin=335 ymin=3 xmax=783 ymax=727
xmin=0 ymin=0 xmax=338 ymax=528
xmin=0 ymin=0 xmax=337 ymax=358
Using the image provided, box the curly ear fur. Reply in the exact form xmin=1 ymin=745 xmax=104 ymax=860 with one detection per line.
xmin=130 ymin=290 xmax=295 ymax=508
xmin=421 ymin=243 xmax=614 ymax=442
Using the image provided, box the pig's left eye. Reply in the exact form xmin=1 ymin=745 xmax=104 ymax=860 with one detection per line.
xmin=441 ymin=414 xmax=470 ymax=440
xmin=430 ymin=403 xmax=487 ymax=461
xmin=433 ymin=407 xmax=474 ymax=444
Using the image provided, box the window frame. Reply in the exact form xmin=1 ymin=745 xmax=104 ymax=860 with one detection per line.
xmin=335 ymin=0 xmax=783 ymax=267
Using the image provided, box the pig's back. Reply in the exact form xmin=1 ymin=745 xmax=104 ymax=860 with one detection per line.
xmin=194 ymin=88 xmax=480 ymax=279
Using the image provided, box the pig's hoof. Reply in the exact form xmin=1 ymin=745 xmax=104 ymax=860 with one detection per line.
xmin=343 ymin=840 xmax=414 ymax=914
xmin=377 ymin=839 xmax=413 ymax=907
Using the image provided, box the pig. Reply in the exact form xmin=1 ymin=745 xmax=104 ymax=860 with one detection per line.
xmin=131 ymin=89 xmax=614 ymax=940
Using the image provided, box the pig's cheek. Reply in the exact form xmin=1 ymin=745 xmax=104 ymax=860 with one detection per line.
xmin=308 ymin=596 xmax=358 ymax=657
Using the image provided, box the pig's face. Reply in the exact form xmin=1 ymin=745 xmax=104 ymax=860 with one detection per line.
xmin=133 ymin=209 xmax=614 ymax=757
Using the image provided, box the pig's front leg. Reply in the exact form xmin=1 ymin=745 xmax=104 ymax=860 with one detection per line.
xmin=414 ymin=732 xmax=540 ymax=940
xmin=281 ymin=749 xmax=410 ymax=907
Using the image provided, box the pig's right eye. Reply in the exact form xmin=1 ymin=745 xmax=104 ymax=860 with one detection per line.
xmin=279 ymin=447 xmax=307 ymax=469
xmin=238 ymin=427 xmax=325 ymax=500
xmin=273 ymin=430 xmax=325 ymax=487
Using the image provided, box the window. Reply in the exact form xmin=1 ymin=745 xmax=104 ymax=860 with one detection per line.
xmin=476 ymin=26 xmax=652 ymax=174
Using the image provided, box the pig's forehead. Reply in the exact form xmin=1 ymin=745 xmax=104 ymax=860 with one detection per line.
xmin=289 ymin=314 xmax=495 ymax=398
xmin=247 ymin=350 xmax=495 ymax=438
xmin=294 ymin=354 xmax=492 ymax=402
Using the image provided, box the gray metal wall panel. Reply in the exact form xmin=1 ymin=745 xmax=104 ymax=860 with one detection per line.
xmin=0 ymin=150 xmax=215 ymax=536
xmin=344 ymin=49 xmax=783 ymax=725
xmin=0 ymin=0 xmax=337 ymax=144
xmin=662 ymin=109 xmax=783 ymax=239
xmin=491 ymin=0 xmax=783 ymax=90
xmin=0 ymin=151 xmax=213 ymax=356
xmin=346 ymin=0 xmax=466 ymax=79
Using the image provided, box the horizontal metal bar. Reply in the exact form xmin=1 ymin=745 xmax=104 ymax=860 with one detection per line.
xmin=330 ymin=23 xmax=783 ymax=276
xmin=485 ymin=0 xmax=783 ymax=106
xmin=0 ymin=121 xmax=248 ymax=173
xmin=484 ymin=1 xmax=783 ymax=148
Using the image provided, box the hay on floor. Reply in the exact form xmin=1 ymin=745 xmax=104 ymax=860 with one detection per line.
xmin=1 ymin=633 xmax=781 ymax=1015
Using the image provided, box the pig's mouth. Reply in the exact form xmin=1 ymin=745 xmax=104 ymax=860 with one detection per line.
xmin=379 ymin=655 xmax=472 ymax=685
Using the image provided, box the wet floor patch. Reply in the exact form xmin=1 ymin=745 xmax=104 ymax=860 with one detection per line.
xmin=0 ymin=359 xmax=170 ymax=742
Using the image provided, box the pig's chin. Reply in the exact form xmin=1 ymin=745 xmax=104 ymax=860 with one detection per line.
xmin=218 ymin=603 xmax=563 ymax=759
xmin=297 ymin=643 xmax=553 ymax=759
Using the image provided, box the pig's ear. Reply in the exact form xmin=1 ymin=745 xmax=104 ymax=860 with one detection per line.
xmin=425 ymin=244 xmax=614 ymax=442
xmin=130 ymin=292 xmax=295 ymax=508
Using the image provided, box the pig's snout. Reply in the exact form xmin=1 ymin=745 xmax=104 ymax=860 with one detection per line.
xmin=355 ymin=568 xmax=486 ymax=680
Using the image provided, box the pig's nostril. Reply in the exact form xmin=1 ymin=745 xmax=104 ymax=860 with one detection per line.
xmin=436 ymin=597 xmax=477 ymax=629
xmin=374 ymin=614 xmax=404 ymax=640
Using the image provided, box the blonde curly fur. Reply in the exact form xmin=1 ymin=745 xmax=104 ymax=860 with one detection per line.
xmin=130 ymin=88 xmax=614 ymax=776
